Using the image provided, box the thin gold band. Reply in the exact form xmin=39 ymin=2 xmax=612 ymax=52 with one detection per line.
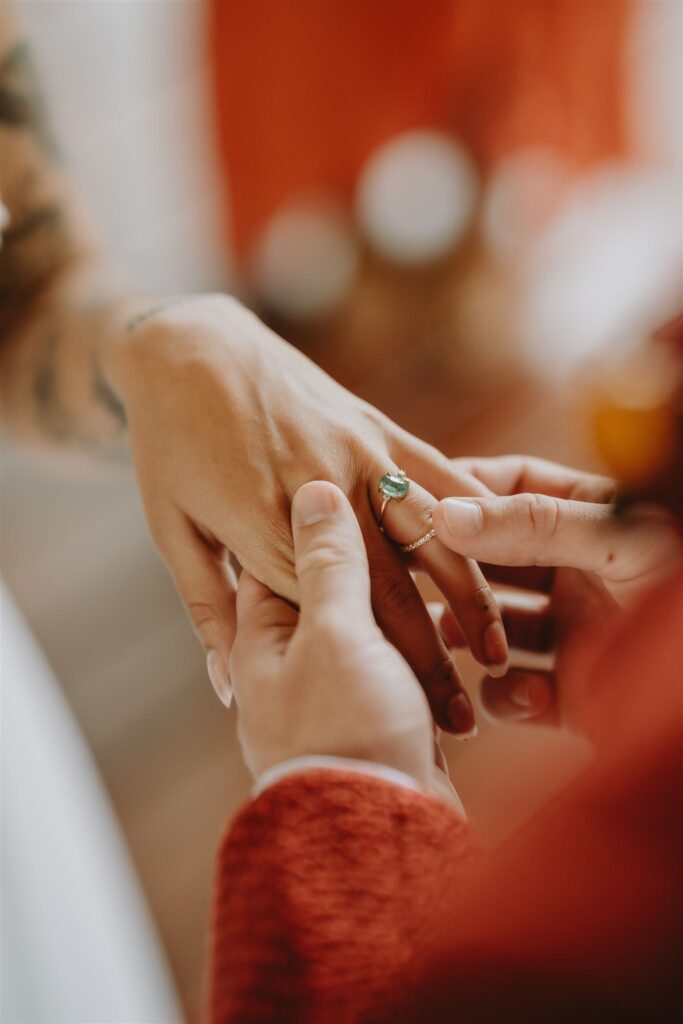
xmin=378 ymin=495 xmax=391 ymax=531
xmin=400 ymin=527 xmax=437 ymax=554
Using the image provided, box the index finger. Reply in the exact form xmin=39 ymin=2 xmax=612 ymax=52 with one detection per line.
xmin=433 ymin=492 xmax=662 ymax=579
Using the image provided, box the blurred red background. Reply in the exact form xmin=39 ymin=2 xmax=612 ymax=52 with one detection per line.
xmin=210 ymin=0 xmax=630 ymax=262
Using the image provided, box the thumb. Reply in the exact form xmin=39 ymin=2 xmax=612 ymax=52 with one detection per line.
xmin=291 ymin=481 xmax=373 ymax=625
xmin=163 ymin=524 xmax=237 ymax=707
xmin=433 ymin=493 xmax=675 ymax=588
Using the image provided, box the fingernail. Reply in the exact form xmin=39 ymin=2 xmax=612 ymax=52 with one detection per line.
xmin=484 ymin=620 xmax=509 ymax=676
xmin=293 ymin=482 xmax=339 ymax=527
xmin=447 ymin=692 xmax=478 ymax=739
xmin=509 ymin=674 xmax=550 ymax=714
xmin=441 ymin=499 xmax=483 ymax=537
xmin=207 ymin=649 xmax=233 ymax=709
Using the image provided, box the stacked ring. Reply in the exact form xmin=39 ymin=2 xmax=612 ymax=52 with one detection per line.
xmin=377 ymin=470 xmax=437 ymax=554
xmin=400 ymin=527 xmax=436 ymax=554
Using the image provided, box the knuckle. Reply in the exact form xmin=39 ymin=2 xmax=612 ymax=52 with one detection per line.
xmin=519 ymin=492 xmax=561 ymax=540
xmin=186 ymin=600 xmax=218 ymax=635
xmin=374 ymin=571 xmax=414 ymax=626
xmin=471 ymin=577 xmax=495 ymax=615
xmin=412 ymin=491 xmax=436 ymax=523
xmin=421 ymin=444 xmax=451 ymax=474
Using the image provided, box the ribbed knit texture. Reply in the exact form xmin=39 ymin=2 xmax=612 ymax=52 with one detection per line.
xmin=208 ymin=571 xmax=683 ymax=1023
xmin=209 ymin=772 xmax=475 ymax=1023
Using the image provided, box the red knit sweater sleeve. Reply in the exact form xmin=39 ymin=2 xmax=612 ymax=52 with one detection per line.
xmin=208 ymin=771 xmax=476 ymax=1024
xmin=208 ymin=575 xmax=682 ymax=1021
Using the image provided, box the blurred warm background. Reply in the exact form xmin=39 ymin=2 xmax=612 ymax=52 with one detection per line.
xmin=2 ymin=1 xmax=681 ymax=1017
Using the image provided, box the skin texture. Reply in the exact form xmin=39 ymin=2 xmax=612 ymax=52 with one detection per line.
xmin=230 ymin=480 xmax=461 ymax=805
xmin=431 ymin=456 xmax=681 ymax=730
xmin=0 ymin=8 xmax=507 ymax=734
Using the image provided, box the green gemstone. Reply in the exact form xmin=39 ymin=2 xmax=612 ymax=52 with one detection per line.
xmin=378 ymin=471 xmax=409 ymax=500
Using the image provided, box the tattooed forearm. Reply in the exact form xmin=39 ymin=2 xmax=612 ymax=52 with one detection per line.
xmin=33 ymin=329 xmax=73 ymax=441
xmin=125 ymin=296 xmax=192 ymax=333
xmin=24 ymin=317 xmax=129 ymax=457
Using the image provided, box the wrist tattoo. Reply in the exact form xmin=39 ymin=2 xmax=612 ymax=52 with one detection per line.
xmin=93 ymin=355 xmax=127 ymax=429
xmin=125 ymin=296 xmax=192 ymax=333
xmin=31 ymin=328 xmax=128 ymax=456
xmin=33 ymin=330 xmax=71 ymax=442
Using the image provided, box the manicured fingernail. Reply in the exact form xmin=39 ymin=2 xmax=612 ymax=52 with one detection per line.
xmin=207 ymin=649 xmax=233 ymax=709
xmin=510 ymin=675 xmax=550 ymax=714
xmin=510 ymin=679 xmax=533 ymax=707
xmin=484 ymin=620 xmax=509 ymax=676
xmin=447 ymin=692 xmax=478 ymax=739
xmin=293 ymin=482 xmax=339 ymax=527
xmin=440 ymin=498 xmax=483 ymax=537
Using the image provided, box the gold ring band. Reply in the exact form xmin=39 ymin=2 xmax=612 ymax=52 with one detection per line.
xmin=400 ymin=527 xmax=436 ymax=554
xmin=378 ymin=494 xmax=391 ymax=529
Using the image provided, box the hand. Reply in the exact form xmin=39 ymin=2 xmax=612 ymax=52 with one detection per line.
xmin=109 ymin=295 xmax=509 ymax=734
xmin=230 ymin=480 xmax=464 ymax=802
xmin=430 ymin=456 xmax=681 ymax=731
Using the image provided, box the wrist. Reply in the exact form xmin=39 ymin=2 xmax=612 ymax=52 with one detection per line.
xmin=101 ymin=293 xmax=250 ymax=412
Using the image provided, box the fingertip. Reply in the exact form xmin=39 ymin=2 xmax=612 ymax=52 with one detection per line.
xmin=438 ymin=605 xmax=467 ymax=649
xmin=292 ymin=480 xmax=344 ymax=528
xmin=207 ymin=649 xmax=233 ymax=709
xmin=447 ymin=691 xmax=478 ymax=739
xmin=480 ymin=670 xmax=553 ymax=724
xmin=509 ymin=673 xmax=551 ymax=713
xmin=431 ymin=502 xmax=452 ymax=545
xmin=483 ymin=619 xmax=510 ymax=677
xmin=434 ymin=498 xmax=484 ymax=543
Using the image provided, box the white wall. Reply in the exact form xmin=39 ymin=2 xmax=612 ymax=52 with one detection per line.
xmin=17 ymin=0 xmax=232 ymax=292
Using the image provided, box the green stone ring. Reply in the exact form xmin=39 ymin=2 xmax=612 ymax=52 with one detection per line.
xmin=377 ymin=470 xmax=410 ymax=530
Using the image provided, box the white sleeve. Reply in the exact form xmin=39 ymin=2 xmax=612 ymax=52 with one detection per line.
xmin=252 ymin=755 xmax=424 ymax=798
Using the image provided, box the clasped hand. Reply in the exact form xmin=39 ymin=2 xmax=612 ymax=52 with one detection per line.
xmin=230 ymin=462 xmax=680 ymax=796
xmin=114 ymin=297 xmax=509 ymax=737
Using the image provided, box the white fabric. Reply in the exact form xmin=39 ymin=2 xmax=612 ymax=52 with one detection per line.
xmin=1 ymin=584 xmax=182 ymax=1023
xmin=253 ymin=755 xmax=423 ymax=798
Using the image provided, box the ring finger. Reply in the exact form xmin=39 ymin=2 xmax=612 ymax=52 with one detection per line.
xmin=369 ymin=468 xmax=509 ymax=676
